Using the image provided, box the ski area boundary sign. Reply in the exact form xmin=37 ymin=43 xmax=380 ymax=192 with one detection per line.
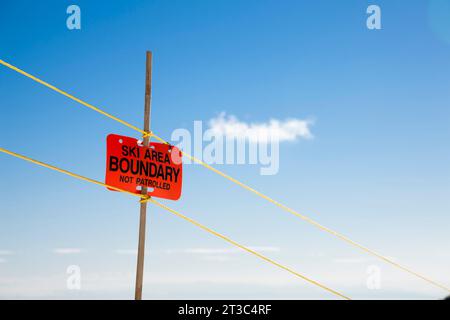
xmin=105 ymin=134 xmax=182 ymax=200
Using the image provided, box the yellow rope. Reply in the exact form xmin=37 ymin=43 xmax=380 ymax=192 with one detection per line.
xmin=0 ymin=59 xmax=147 ymax=136
xmin=1 ymin=58 xmax=448 ymax=293
xmin=148 ymin=198 xmax=350 ymax=300
xmin=150 ymin=135 xmax=450 ymax=293
xmin=142 ymin=131 xmax=153 ymax=138
xmin=0 ymin=147 xmax=349 ymax=300
xmin=0 ymin=147 xmax=147 ymax=200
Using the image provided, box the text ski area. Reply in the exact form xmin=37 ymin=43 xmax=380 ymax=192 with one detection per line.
xmin=108 ymin=151 xmax=180 ymax=190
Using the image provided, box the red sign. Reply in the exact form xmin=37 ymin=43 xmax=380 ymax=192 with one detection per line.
xmin=105 ymin=134 xmax=182 ymax=200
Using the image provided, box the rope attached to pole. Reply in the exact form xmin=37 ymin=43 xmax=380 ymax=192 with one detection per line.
xmin=1 ymin=58 xmax=448 ymax=293
xmin=0 ymin=146 xmax=350 ymax=300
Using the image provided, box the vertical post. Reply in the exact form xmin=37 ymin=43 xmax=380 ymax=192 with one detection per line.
xmin=135 ymin=51 xmax=152 ymax=300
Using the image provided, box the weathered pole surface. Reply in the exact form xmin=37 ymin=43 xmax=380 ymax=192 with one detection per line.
xmin=135 ymin=51 xmax=152 ymax=300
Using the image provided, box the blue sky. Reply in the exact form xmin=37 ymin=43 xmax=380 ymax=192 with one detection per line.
xmin=0 ymin=0 xmax=449 ymax=299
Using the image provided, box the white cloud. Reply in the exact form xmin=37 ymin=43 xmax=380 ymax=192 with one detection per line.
xmin=164 ymin=246 xmax=281 ymax=264
xmin=208 ymin=112 xmax=314 ymax=143
xmin=202 ymin=255 xmax=234 ymax=262
xmin=0 ymin=268 xmax=444 ymax=299
xmin=171 ymin=246 xmax=281 ymax=255
xmin=331 ymin=255 xmax=395 ymax=264
xmin=53 ymin=248 xmax=83 ymax=255
xmin=333 ymin=257 xmax=371 ymax=264
xmin=115 ymin=249 xmax=137 ymax=255
xmin=0 ymin=251 xmax=14 ymax=264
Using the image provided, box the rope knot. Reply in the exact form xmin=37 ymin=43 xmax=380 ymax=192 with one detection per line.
xmin=139 ymin=196 xmax=151 ymax=204
xmin=142 ymin=131 xmax=153 ymax=138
